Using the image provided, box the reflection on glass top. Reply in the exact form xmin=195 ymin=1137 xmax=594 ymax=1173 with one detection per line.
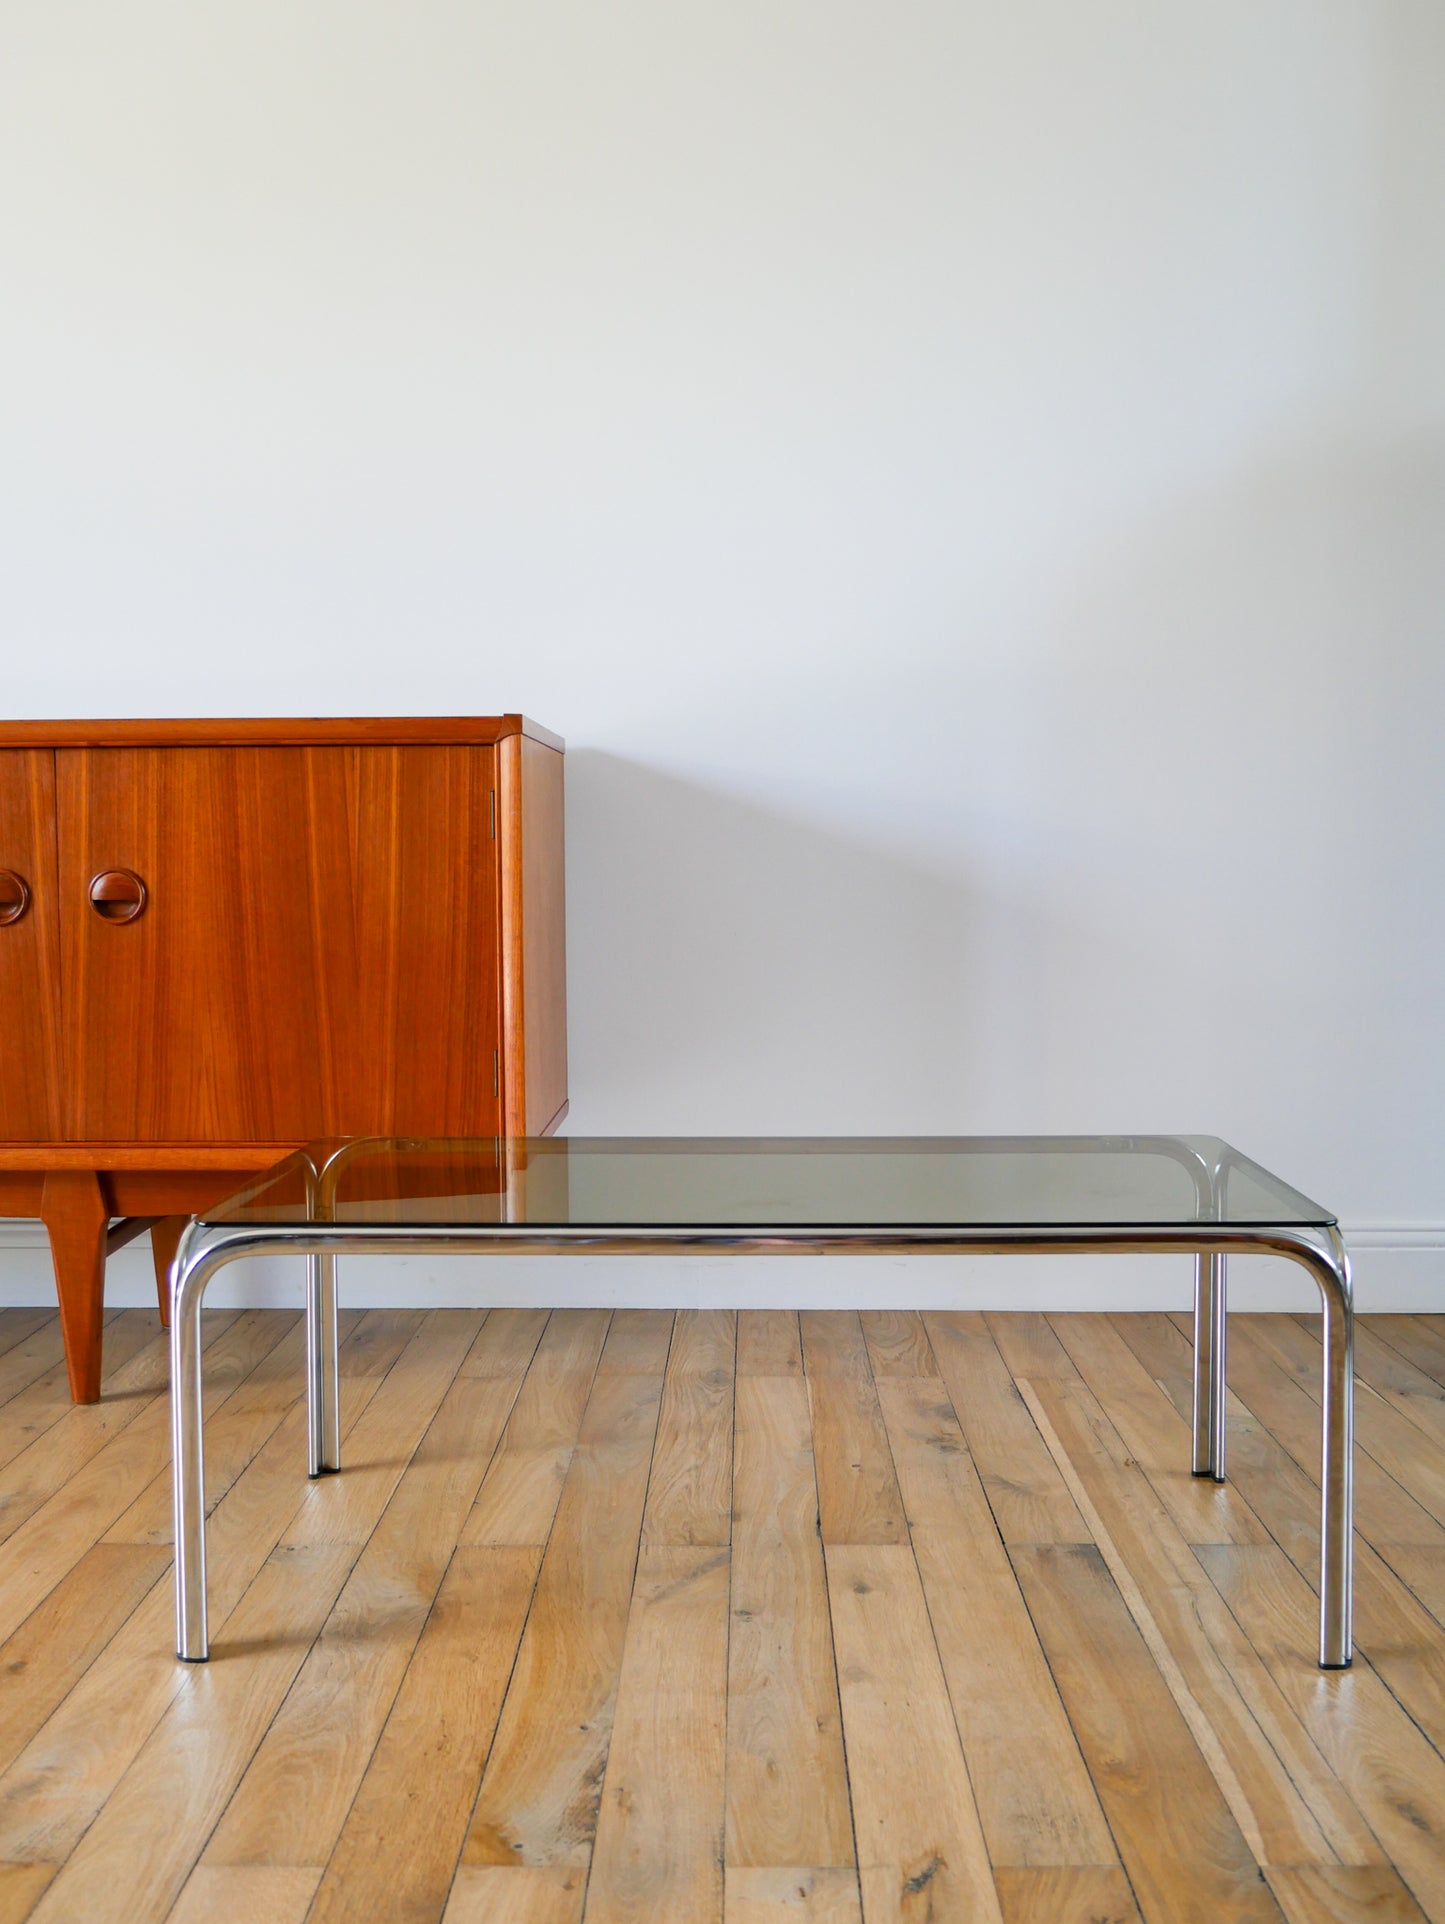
xmin=204 ymin=1136 xmax=1333 ymax=1231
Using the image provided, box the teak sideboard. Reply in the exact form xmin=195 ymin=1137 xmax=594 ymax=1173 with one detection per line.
xmin=0 ymin=715 xmax=567 ymax=1401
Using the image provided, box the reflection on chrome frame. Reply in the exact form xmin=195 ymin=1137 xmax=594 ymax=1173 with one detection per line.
xmin=168 ymin=1173 xmax=1353 ymax=1672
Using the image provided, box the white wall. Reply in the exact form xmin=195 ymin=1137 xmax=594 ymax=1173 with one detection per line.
xmin=2 ymin=1 xmax=1442 ymax=1311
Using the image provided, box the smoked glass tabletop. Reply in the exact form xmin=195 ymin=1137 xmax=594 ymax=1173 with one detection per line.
xmin=203 ymin=1136 xmax=1333 ymax=1231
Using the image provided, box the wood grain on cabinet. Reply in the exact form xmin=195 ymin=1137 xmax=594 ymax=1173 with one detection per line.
xmin=499 ymin=733 xmax=568 ymax=1137
xmin=0 ymin=751 xmax=64 ymax=1141
xmin=0 ymin=717 xmax=565 ymax=1400
xmin=56 ymin=744 xmax=502 ymax=1143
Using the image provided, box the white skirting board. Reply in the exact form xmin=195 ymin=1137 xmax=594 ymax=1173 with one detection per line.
xmin=0 ymin=1221 xmax=1439 ymax=1314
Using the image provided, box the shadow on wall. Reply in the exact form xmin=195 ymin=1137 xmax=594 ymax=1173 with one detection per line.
xmin=560 ymin=427 xmax=1445 ymax=1186
xmin=564 ymin=751 xmax=1005 ymax=1133
xmin=1018 ymin=431 xmax=1445 ymax=1206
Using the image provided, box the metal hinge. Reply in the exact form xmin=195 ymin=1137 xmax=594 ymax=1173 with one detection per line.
xmin=493 ymin=1050 xmax=499 ymax=1097
xmin=489 ymin=790 xmax=496 ymax=839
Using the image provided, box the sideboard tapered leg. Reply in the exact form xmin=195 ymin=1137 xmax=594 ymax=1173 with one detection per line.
xmin=150 ymin=1216 xmax=188 ymax=1328
xmin=41 ymin=1170 xmax=109 ymax=1403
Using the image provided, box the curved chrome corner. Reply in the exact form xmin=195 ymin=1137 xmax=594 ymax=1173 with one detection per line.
xmin=1269 ymin=1224 xmax=1354 ymax=1668
xmin=170 ymin=1221 xmax=262 ymax=1663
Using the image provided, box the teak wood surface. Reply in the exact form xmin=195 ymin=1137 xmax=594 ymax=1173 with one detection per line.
xmin=56 ymin=743 xmax=504 ymax=1142
xmin=0 ymin=716 xmax=563 ymax=751
xmin=0 ymin=1305 xmax=1441 ymax=1923
xmin=0 ymin=752 xmax=64 ymax=1141
xmin=0 ymin=719 xmax=566 ymax=1402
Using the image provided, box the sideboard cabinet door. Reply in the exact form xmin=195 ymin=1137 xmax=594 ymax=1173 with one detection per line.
xmin=0 ymin=750 xmax=64 ymax=1140
xmin=56 ymin=745 xmax=503 ymax=1142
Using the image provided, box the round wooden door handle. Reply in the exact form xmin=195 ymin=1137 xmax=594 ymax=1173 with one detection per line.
xmin=0 ymin=869 xmax=29 ymax=925
xmin=89 ymin=869 xmax=148 ymax=923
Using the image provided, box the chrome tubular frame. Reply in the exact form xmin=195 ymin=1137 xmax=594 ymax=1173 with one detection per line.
xmin=303 ymin=1253 xmax=341 ymax=1478
xmin=169 ymin=1216 xmax=1354 ymax=1668
xmin=301 ymin=1154 xmax=341 ymax=1478
xmin=1193 ymin=1253 xmax=1228 ymax=1480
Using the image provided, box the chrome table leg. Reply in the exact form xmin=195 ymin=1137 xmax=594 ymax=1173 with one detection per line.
xmin=1316 ymin=1227 xmax=1355 ymax=1668
xmin=305 ymin=1253 xmax=341 ymax=1477
xmin=1192 ymin=1253 xmax=1227 ymax=1480
xmin=170 ymin=1221 xmax=212 ymax=1662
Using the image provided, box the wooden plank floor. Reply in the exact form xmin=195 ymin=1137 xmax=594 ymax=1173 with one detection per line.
xmin=0 ymin=1307 xmax=1443 ymax=1922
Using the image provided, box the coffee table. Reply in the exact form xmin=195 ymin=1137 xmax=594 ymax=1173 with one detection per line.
xmin=168 ymin=1135 xmax=1353 ymax=1666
